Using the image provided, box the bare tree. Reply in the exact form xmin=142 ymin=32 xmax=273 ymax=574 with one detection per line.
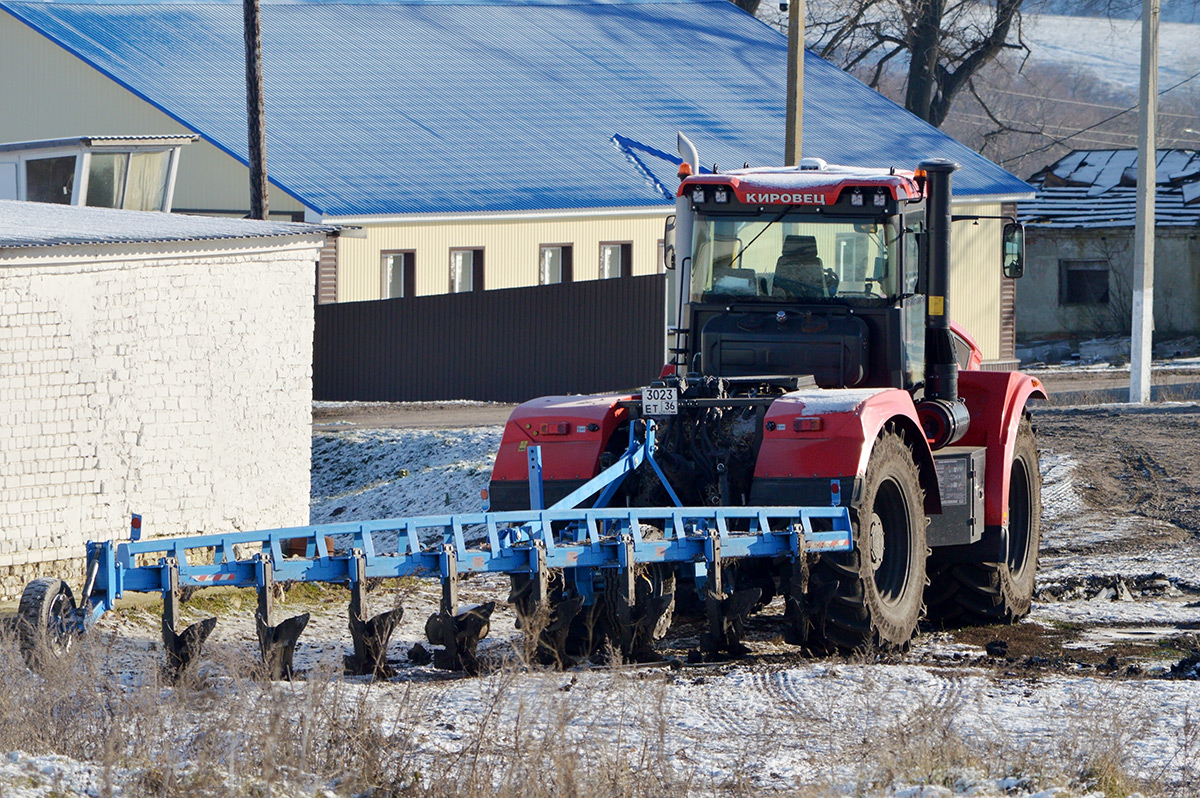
xmin=775 ymin=0 xmax=1030 ymax=127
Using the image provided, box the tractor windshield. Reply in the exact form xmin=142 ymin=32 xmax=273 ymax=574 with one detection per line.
xmin=689 ymin=212 xmax=902 ymax=303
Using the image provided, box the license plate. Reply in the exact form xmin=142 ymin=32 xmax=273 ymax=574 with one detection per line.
xmin=641 ymin=387 xmax=678 ymax=417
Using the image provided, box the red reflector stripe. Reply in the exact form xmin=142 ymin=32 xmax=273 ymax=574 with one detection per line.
xmin=793 ymin=417 xmax=824 ymax=432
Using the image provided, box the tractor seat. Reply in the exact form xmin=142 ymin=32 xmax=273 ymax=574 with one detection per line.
xmin=774 ymin=235 xmax=829 ymax=298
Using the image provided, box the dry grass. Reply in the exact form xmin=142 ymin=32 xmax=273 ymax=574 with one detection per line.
xmin=0 ymin=616 xmax=1195 ymax=798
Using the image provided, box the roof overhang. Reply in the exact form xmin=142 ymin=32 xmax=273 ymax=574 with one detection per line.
xmin=310 ymin=193 xmax=1033 ymax=226
xmin=311 ymin=204 xmax=675 ymax=226
xmin=0 ymin=134 xmax=198 ymax=153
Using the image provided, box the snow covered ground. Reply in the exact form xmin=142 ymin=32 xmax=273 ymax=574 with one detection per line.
xmin=1022 ymin=13 xmax=1200 ymax=94
xmin=3 ymin=413 xmax=1199 ymax=797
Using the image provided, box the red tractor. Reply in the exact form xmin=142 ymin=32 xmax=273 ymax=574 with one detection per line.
xmin=489 ymin=138 xmax=1045 ymax=659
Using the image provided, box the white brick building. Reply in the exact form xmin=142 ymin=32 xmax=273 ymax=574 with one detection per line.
xmin=0 ymin=200 xmax=331 ymax=598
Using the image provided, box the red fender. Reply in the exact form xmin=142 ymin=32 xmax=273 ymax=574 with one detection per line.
xmin=490 ymin=394 xmax=630 ymax=484
xmin=957 ymin=371 xmax=1049 ymax=527
xmin=755 ymin=388 xmax=941 ymax=513
xmin=949 ymin=320 xmax=984 ymax=371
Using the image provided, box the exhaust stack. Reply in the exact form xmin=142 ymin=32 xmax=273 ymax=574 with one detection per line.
xmin=917 ymin=159 xmax=970 ymax=449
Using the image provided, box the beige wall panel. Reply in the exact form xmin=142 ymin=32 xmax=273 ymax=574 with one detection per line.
xmin=337 ymin=214 xmax=669 ymax=302
xmin=340 ymin=206 xmax=1007 ymax=363
xmin=0 ymin=15 xmax=303 ymax=216
xmin=948 ymin=203 xmax=1002 ymax=361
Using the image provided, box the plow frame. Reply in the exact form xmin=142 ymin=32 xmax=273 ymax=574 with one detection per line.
xmin=33 ymin=419 xmax=853 ymax=674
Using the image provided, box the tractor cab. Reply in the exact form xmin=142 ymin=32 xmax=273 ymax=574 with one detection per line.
xmin=673 ymin=160 xmax=929 ymax=391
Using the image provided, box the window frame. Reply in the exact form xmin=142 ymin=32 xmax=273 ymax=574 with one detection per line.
xmin=539 ymin=243 xmax=574 ymax=285
xmin=7 ymin=145 xmax=183 ymax=210
xmin=450 ymin=247 xmax=485 ymax=293
xmin=23 ymin=153 xmax=81 ymax=205
xmin=1058 ymin=258 xmax=1110 ymax=306
xmin=599 ymin=241 xmax=633 ymax=279
xmin=381 ymin=249 xmax=416 ymax=299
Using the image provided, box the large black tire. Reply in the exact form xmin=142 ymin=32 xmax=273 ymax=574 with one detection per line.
xmin=509 ymin=525 xmax=676 ymax=664
xmin=927 ymin=416 xmax=1042 ymax=625
xmin=17 ymin=578 xmax=77 ymax=665
xmin=810 ymin=428 xmax=928 ymax=653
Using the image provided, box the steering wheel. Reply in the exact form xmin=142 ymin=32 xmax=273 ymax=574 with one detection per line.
xmin=822 ymin=268 xmax=840 ymax=297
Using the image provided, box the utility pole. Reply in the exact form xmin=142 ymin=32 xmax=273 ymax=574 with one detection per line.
xmin=1129 ymin=0 xmax=1158 ymax=403
xmin=244 ymin=0 xmax=269 ymax=220
xmin=784 ymin=0 xmax=804 ymax=165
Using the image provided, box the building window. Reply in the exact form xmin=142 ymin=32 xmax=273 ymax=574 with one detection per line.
xmin=1059 ymin=259 xmax=1109 ymax=305
xmin=451 ymin=248 xmax=484 ymax=293
xmin=25 ymin=156 xmax=77 ymax=204
xmin=123 ymin=151 xmax=173 ymax=211
xmin=540 ymin=244 xmax=573 ymax=284
xmin=85 ymin=152 xmax=129 ymax=208
xmin=382 ymin=250 xmax=415 ymax=298
xmin=600 ymin=242 xmax=633 ymax=279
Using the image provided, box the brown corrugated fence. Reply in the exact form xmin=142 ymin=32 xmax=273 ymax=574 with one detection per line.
xmin=313 ymin=275 xmax=668 ymax=402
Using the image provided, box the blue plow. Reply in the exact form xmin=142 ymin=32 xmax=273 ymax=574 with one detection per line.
xmin=36 ymin=423 xmax=853 ymax=678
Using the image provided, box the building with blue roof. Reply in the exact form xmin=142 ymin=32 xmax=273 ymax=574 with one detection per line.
xmin=0 ymin=0 xmax=1033 ymax=363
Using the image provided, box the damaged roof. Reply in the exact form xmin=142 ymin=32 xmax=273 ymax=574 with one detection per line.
xmin=1022 ymin=149 xmax=1200 ymax=228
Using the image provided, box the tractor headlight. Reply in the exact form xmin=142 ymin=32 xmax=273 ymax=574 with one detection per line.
xmin=691 ymin=186 xmax=706 ymax=204
xmin=714 ymin=186 xmax=730 ymax=203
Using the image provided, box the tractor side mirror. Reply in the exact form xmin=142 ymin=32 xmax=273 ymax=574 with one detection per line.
xmin=663 ymin=215 xmax=677 ymax=270
xmin=1002 ymin=222 xmax=1025 ymax=279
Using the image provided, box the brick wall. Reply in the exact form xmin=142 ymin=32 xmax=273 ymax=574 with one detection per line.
xmin=0 ymin=240 xmax=319 ymax=599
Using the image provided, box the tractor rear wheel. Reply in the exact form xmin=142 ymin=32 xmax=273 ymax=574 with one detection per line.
xmin=17 ymin=578 xmax=77 ymax=666
xmin=927 ymin=417 xmax=1041 ymax=625
xmin=810 ymin=428 xmax=927 ymax=653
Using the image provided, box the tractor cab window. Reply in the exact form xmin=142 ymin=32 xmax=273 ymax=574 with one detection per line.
xmin=690 ymin=213 xmax=901 ymax=304
xmin=903 ymin=211 xmax=924 ymax=294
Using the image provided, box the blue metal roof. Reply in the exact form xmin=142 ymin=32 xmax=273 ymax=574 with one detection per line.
xmin=1 ymin=0 xmax=1034 ymax=217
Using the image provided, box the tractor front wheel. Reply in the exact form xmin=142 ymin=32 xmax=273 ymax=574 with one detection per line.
xmin=810 ymin=427 xmax=928 ymax=653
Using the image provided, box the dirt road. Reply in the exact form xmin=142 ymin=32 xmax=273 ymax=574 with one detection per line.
xmin=941 ymin=402 xmax=1200 ymax=672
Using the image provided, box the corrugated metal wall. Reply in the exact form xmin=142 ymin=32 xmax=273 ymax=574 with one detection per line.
xmin=335 ymin=213 xmax=667 ymax=302
xmin=315 ymin=237 xmax=338 ymax=304
xmin=948 ymin=202 xmax=1002 ymax=361
xmin=313 ymin=274 xmax=668 ymax=402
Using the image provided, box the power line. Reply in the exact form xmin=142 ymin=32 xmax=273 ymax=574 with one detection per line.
xmin=948 ymin=111 xmax=1143 ymax=144
xmin=999 ymin=68 xmax=1200 ymax=164
xmin=983 ymin=87 xmax=1200 ymax=120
